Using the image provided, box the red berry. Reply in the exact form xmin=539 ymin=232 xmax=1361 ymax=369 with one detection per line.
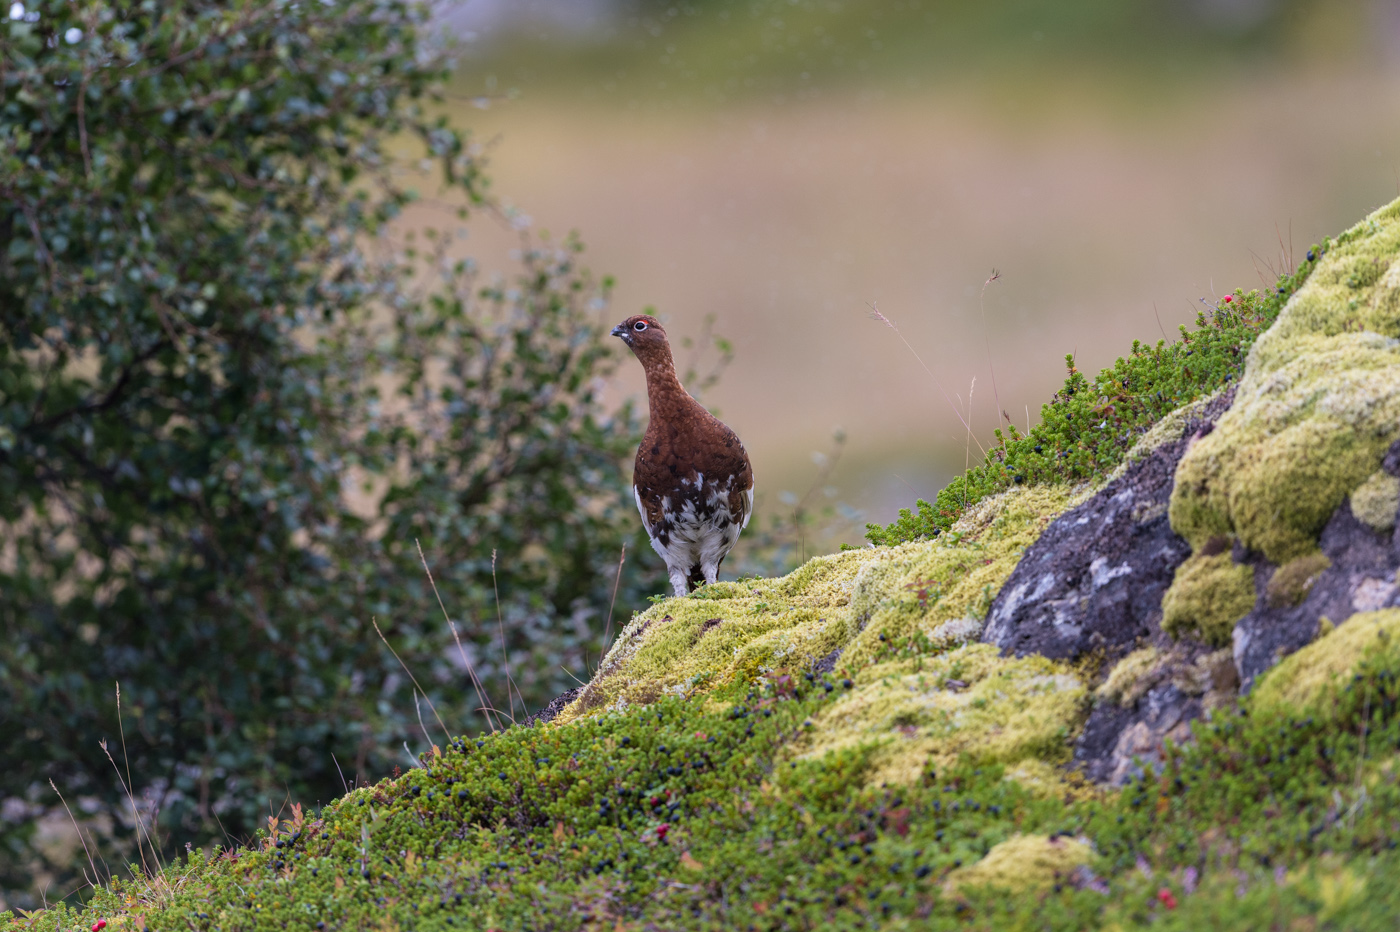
xmin=1222 ymin=295 xmax=1233 ymax=303
xmin=92 ymin=922 xmax=107 ymax=932
xmin=656 ymin=823 xmax=669 ymax=840
xmin=1156 ymin=888 xmax=1177 ymax=909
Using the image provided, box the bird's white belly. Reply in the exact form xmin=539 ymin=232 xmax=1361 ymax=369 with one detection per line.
xmin=635 ymin=474 xmax=746 ymax=591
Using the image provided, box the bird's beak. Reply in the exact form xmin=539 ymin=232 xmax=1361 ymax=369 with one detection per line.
xmin=611 ymin=324 xmax=630 ymax=344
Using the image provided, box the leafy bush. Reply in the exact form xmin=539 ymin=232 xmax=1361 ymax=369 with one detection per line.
xmin=866 ymin=255 xmax=1323 ymax=546
xmin=0 ymin=0 xmax=656 ymax=906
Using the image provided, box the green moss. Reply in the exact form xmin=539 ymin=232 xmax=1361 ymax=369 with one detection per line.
xmin=1170 ymin=197 xmax=1400 ymax=564
xmin=1096 ymin=647 xmax=1164 ymax=707
xmin=943 ymin=833 xmax=1091 ymax=894
xmin=1160 ymin=551 xmax=1257 ymax=646
xmin=560 ymin=485 xmax=1079 ymax=724
xmin=1250 ymin=609 xmax=1400 ymax=718
xmin=1265 ymin=552 xmax=1332 ymax=609
xmin=794 ymin=645 xmax=1087 ymax=789
xmin=1350 ymin=469 xmax=1400 ymax=532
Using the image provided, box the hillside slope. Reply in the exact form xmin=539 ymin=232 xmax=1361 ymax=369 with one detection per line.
xmin=6 ymin=197 xmax=1400 ymax=932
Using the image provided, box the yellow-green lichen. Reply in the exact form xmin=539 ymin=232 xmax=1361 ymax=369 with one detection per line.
xmin=1265 ymin=552 xmax=1333 ymax=609
xmin=840 ymin=485 xmax=1081 ymax=671
xmin=1251 ymin=609 xmax=1400 ymax=718
xmin=556 ymin=549 xmax=872 ymax=724
xmin=1169 ymin=197 xmax=1400 ymax=565
xmin=556 ymin=486 xmax=1079 ymax=726
xmin=1160 ymin=551 xmax=1257 ymax=646
xmin=1096 ymin=647 xmax=1163 ymax=707
xmin=790 ymin=644 xmax=1087 ymax=789
xmin=1350 ymin=470 xmax=1400 ymax=532
xmin=943 ymin=833 xmax=1092 ymax=894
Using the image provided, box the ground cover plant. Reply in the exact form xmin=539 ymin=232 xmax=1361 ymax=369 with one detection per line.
xmin=9 ymin=610 xmax=1400 ymax=931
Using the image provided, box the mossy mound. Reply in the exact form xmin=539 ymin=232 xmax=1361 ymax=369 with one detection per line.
xmin=1159 ymin=550 xmax=1257 ymax=646
xmin=793 ymin=646 xmax=1087 ymax=790
xmin=561 ymin=485 xmax=1080 ymax=725
xmin=1350 ymin=469 xmax=1400 ymax=532
xmin=1250 ymin=608 xmax=1400 ymax=717
xmin=1169 ymin=199 xmax=1400 ymax=565
xmin=943 ymin=833 xmax=1091 ymax=893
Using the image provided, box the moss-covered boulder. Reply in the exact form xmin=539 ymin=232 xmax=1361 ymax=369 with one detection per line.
xmin=1169 ymin=200 xmax=1400 ymax=565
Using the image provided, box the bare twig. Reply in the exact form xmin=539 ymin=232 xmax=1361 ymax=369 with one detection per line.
xmin=979 ymin=269 xmax=1003 ymax=431
xmin=415 ymin=539 xmax=501 ymax=733
xmin=371 ymin=617 xmax=451 ymax=743
xmin=49 ymin=779 xmax=101 ymax=886
xmin=868 ymin=302 xmax=986 ymax=457
xmin=491 ymin=549 xmax=522 ymax=722
xmin=601 ymin=543 xmax=626 ymax=654
xmin=962 ymin=379 xmax=976 ymax=509
xmin=1153 ymin=303 xmax=1168 ymax=343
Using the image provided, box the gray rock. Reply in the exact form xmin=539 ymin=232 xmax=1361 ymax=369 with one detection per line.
xmin=1233 ymin=498 xmax=1400 ymax=690
xmin=982 ymin=392 xmax=1233 ymax=661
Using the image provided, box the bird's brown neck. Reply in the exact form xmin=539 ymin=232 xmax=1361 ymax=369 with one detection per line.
xmin=639 ymin=349 xmax=703 ymax=423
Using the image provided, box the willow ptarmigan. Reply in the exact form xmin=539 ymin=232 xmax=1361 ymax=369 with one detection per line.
xmin=612 ymin=314 xmax=754 ymax=597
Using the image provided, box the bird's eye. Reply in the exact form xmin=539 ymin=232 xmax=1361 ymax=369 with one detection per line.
xmin=633 ymin=321 xmax=648 ymax=332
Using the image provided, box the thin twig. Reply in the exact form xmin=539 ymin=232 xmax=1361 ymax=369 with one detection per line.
xmin=49 ymin=779 xmax=101 ymax=886
xmin=331 ymin=754 xmax=350 ymax=794
xmin=962 ymin=379 xmax=976 ymax=510
xmin=114 ymin=683 xmax=163 ymax=874
xmin=979 ymin=269 xmax=1003 ymax=431
xmin=601 ymin=543 xmax=626 ymax=655
xmin=1153 ymin=303 xmax=1168 ymax=343
xmin=371 ymin=617 xmax=451 ymax=743
xmin=416 ymin=539 xmax=500 ymax=734
xmin=491 ymin=549 xmax=522 ymax=722
xmin=414 ymin=690 xmax=435 ymax=752
xmin=868 ymin=302 xmax=986 ymax=457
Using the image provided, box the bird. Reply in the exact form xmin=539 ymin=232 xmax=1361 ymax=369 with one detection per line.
xmin=611 ymin=313 xmax=754 ymax=597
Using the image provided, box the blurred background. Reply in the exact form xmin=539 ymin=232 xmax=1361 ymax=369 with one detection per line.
xmin=429 ymin=0 xmax=1400 ymax=550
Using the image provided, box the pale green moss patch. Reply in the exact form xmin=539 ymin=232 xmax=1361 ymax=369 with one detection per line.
xmin=1266 ymin=553 xmax=1333 ymax=609
xmin=1170 ymin=197 xmax=1400 ymax=565
xmin=840 ymin=485 xmax=1080 ymax=671
xmin=1350 ymin=470 xmax=1399 ymax=532
xmin=1161 ymin=551 xmax=1257 ymax=646
xmin=943 ymin=833 xmax=1092 ymax=894
xmin=791 ymin=644 xmax=1087 ymax=789
xmin=1097 ymin=647 xmax=1163 ymax=707
xmin=558 ymin=486 xmax=1079 ymax=725
xmin=1251 ymin=609 xmax=1400 ymax=717
xmin=557 ymin=548 xmax=873 ymax=724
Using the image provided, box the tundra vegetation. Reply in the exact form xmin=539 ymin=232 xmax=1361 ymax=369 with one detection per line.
xmin=5 ymin=0 xmax=1400 ymax=929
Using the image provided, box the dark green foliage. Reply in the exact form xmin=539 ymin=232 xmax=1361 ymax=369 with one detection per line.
xmin=0 ymin=0 xmax=656 ymax=904
xmin=867 ymin=252 xmax=1324 ymax=546
xmin=17 ymin=637 xmax=1400 ymax=931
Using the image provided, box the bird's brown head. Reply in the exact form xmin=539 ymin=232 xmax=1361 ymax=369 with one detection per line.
xmin=610 ymin=314 xmax=672 ymax=369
